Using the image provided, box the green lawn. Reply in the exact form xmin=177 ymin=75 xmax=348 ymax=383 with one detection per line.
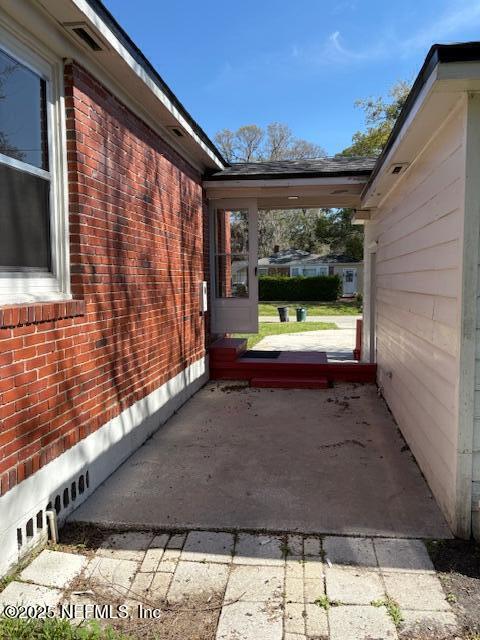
xmin=258 ymin=300 xmax=361 ymax=316
xmin=235 ymin=320 xmax=337 ymax=349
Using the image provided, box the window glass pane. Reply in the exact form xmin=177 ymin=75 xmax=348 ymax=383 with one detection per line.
xmin=0 ymin=163 xmax=51 ymax=270
xmin=304 ymin=268 xmax=317 ymax=276
xmin=215 ymin=208 xmax=249 ymax=298
xmin=215 ymin=209 xmax=248 ymax=254
xmin=0 ymin=48 xmax=48 ymax=170
xmin=215 ymin=255 xmax=248 ymax=298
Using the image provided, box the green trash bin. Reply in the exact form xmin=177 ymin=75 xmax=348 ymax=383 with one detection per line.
xmin=296 ymin=307 xmax=307 ymax=322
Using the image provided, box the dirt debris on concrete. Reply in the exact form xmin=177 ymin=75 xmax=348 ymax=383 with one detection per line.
xmin=68 ymin=383 xmax=451 ymax=538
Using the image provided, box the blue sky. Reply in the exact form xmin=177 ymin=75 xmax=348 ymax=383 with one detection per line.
xmin=104 ymin=0 xmax=480 ymax=155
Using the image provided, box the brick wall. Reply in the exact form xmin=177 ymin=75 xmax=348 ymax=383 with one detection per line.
xmin=0 ymin=62 xmax=209 ymax=496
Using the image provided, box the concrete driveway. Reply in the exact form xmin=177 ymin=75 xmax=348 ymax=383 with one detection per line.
xmin=255 ymin=315 xmax=360 ymax=360
xmin=70 ymin=382 xmax=450 ymax=539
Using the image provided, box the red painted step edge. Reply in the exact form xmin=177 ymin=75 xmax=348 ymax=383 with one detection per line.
xmin=251 ymin=377 xmax=330 ymax=389
xmin=210 ymin=363 xmax=377 ymax=384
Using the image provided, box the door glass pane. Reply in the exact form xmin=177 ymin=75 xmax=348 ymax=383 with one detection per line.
xmin=215 ymin=254 xmax=248 ymax=298
xmin=215 ymin=208 xmax=249 ymax=298
xmin=0 ymin=163 xmax=51 ymax=270
xmin=0 ymin=48 xmax=48 ymax=170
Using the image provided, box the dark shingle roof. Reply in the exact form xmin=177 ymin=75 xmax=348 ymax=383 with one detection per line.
xmin=258 ymin=249 xmax=311 ymax=265
xmin=208 ymin=157 xmax=377 ymax=181
xmin=258 ymin=250 xmax=361 ymax=267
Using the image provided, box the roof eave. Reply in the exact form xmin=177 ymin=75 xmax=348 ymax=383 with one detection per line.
xmin=362 ymin=42 xmax=480 ymax=205
xmin=207 ymin=169 xmax=374 ymax=181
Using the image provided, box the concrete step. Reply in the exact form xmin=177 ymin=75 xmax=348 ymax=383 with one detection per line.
xmin=250 ymin=376 xmax=330 ymax=389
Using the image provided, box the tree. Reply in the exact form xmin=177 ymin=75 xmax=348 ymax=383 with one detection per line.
xmin=214 ymin=122 xmax=325 ymax=163
xmin=0 ymin=59 xmax=25 ymax=161
xmin=340 ymin=81 xmax=411 ymax=157
xmin=315 ymin=208 xmax=363 ymax=260
xmin=215 ymin=122 xmax=327 ymax=257
xmin=257 ymin=208 xmax=326 ymax=258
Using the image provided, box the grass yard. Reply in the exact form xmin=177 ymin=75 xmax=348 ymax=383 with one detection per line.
xmin=258 ymin=300 xmax=361 ymax=316
xmin=235 ymin=320 xmax=337 ymax=348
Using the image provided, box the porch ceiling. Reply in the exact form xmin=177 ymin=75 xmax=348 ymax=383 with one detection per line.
xmin=203 ymin=157 xmax=376 ymax=208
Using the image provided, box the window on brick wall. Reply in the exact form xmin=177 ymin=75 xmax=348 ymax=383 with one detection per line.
xmin=0 ymin=26 xmax=69 ymax=303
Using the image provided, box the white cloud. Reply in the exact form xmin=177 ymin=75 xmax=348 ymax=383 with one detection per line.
xmin=204 ymin=0 xmax=480 ymax=92
xmin=400 ymin=1 xmax=480 ymax=53
xmin=296 ymin=0 xmax=480 ymax=68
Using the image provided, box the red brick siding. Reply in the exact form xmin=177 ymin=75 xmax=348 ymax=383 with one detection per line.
xmin=0 ymin=62 xmax=209 ymax=496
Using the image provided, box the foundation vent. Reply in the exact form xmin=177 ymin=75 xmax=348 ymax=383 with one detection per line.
xmin=15 ymin=470 xmax=91 ymax=559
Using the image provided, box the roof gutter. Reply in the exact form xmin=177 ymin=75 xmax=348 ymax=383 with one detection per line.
xmin=205 ymin=169 xmax=373 ymax=181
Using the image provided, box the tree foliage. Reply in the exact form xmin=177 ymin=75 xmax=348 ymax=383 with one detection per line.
xmin=0 ymin=60 xmax=25 ymax=161
xmin=315 ymin=208 xmax=363 ymax=260
xmin=258 ymin=209 xmax=326 ymax=258
xmin=215 ymin=122 xmax=327 ymax=257
xmin=340 ymin=81 xmax=411 ymax=157
xmin=215 ymin=122 xmax=326 ymax=163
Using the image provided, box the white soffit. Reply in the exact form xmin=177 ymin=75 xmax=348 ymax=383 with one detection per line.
xmin=204 ymin=176 xmax=368 ymax=208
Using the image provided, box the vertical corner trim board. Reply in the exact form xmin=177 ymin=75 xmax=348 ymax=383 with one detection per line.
xmin=0 ymin=357 xmax=208 ymax=578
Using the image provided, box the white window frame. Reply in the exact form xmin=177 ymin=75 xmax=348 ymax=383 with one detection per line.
xmin=0 ymin=21 xmax=70 ymax=304
xmin=290 ymin=267 xmax=300 ymax=276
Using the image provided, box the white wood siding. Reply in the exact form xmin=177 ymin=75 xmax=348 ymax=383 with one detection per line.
xmin=369 ymin=102 xmax=467 ymax=530
xmin=471 ymin=94 xmax=480 ymax=534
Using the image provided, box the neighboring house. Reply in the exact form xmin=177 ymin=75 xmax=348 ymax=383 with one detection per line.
xmin=258 ymin=249 xmax=363 ymax=296
xmin=2 ymin=0 xmax=480 ymax=578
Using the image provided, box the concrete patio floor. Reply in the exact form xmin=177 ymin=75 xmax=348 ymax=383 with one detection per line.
xmin=70 ymin=382 xmax=450 ymax=539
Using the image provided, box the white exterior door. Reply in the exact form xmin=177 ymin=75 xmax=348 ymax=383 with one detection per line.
xmin=210 ymin=199 xmax=258 ymax=334
xmin=342 ymin=268 xmax=357 ymax=296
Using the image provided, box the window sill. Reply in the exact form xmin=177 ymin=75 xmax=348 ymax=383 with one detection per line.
xmin=0 ymin=299 xmax=85 ymax=329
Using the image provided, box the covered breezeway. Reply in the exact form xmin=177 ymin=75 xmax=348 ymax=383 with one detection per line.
xmin=204 ymin=157 xmax=375 ymax=366
xmin=69 ymin=157 xmax=450 ymax=539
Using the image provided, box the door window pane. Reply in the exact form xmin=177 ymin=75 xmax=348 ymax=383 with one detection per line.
xmin=215 ymin=255 xmax=248 ymax=298
xmin=0 ymin=163 xmax=51 ymax=270
xmin=215 ymin=208 xmax=249 ymax=298
xmin=0 ymin=48 xmax=48 ymax=170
